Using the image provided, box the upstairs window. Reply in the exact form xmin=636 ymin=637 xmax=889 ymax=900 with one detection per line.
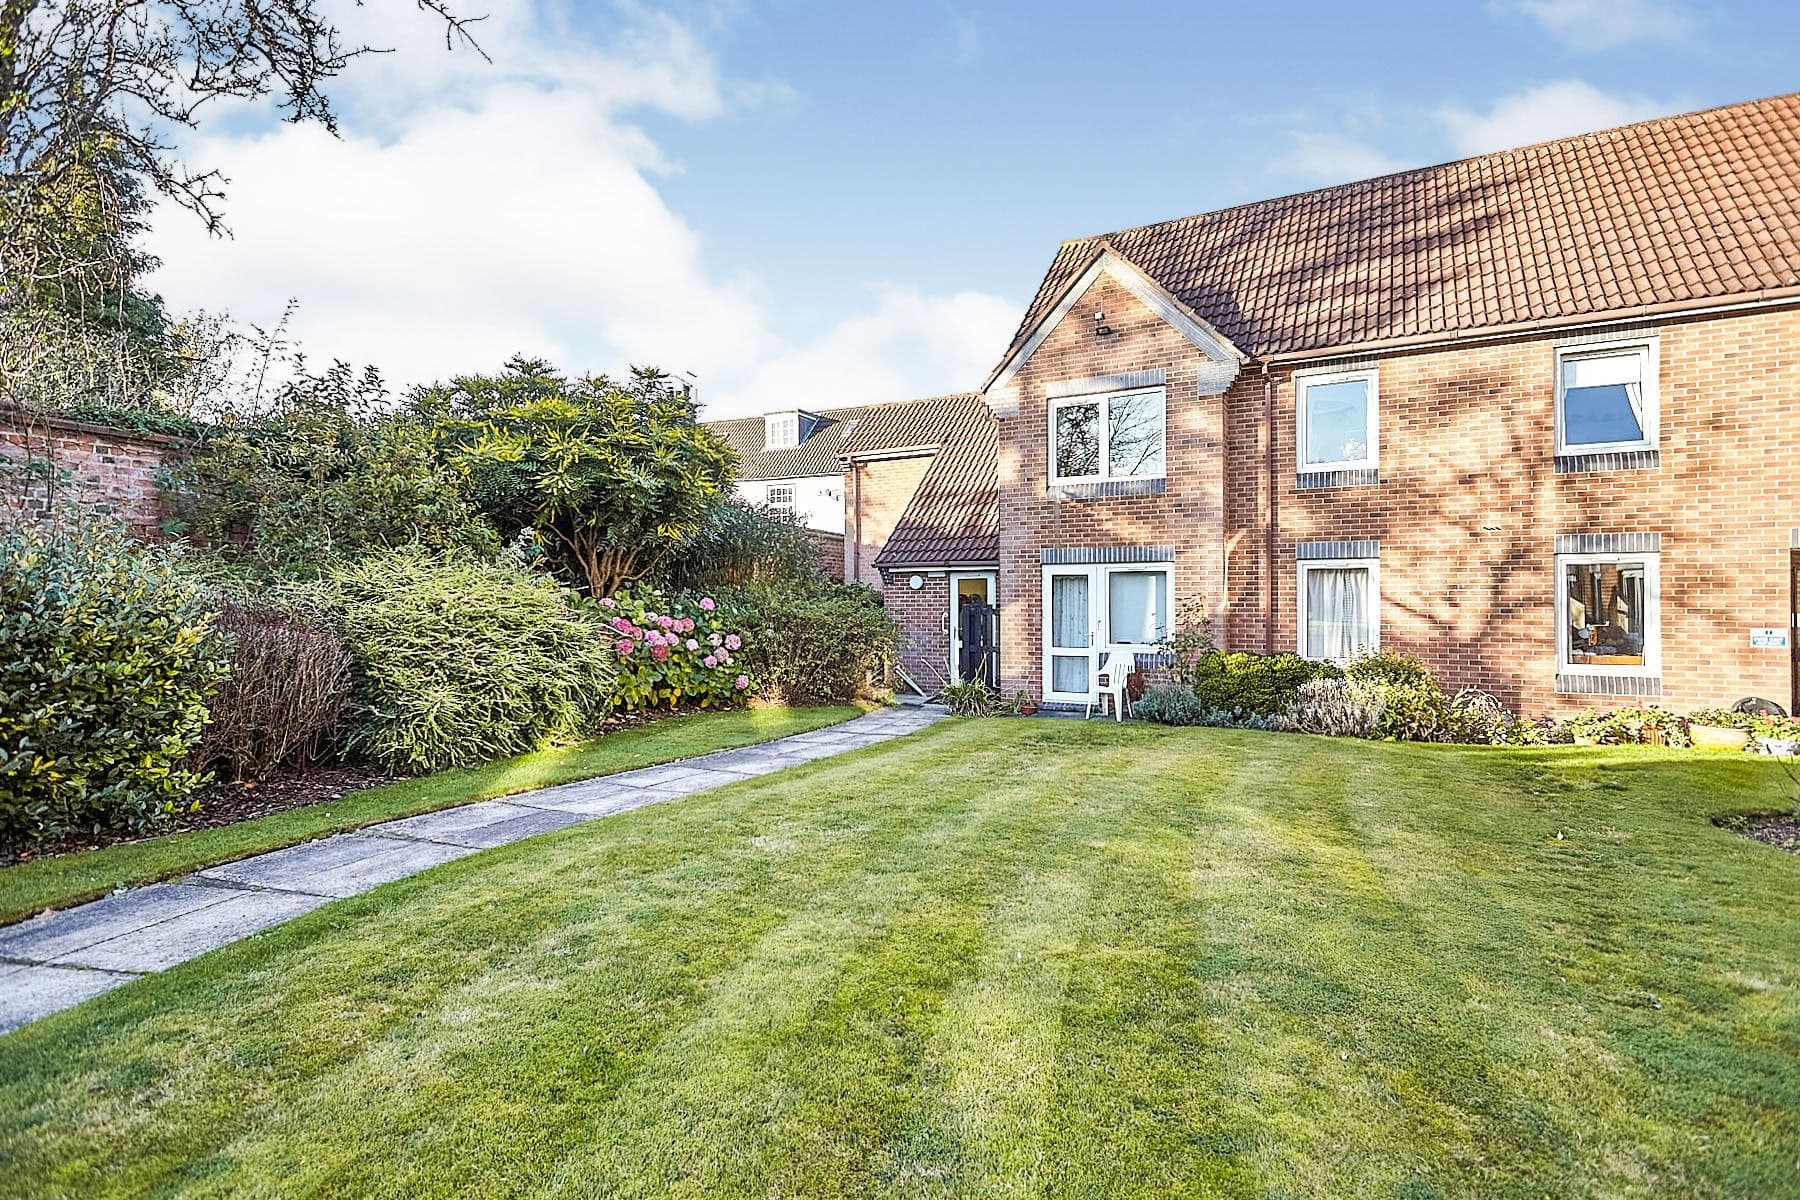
xmin=764 ymin=412 xmax=800 ymax=449
xmin=1556 ymin=340 xmax=1657 ymax=454
xmin=765 ymin=484 xmax=795 ymax=520
xmin=1049 ymin=388 xmax=1166 ymax=484
xmin=1297 ymin=368 xmax=1377 ymax=472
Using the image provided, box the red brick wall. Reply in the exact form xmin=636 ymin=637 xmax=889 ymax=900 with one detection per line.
xmin=1229 ymin=307 xmax=1800 ymax=715
xmin=843 ymin=455 xmax=933 ymax=590
xmin=0 ymin=409 xmax=181 ymax=538
xmin=993 ymin=272 xmax=1225 ymax=701
xmin=880 ymin=570 xmax=951 ymax=693
xmin=994 ymin=296 xmax=1800 ymax=716
xmin=806 ymin=529 xmax=846 ymax=582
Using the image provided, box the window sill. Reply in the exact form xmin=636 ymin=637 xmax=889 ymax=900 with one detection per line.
xmin=1295 ymin=467 xmax=1379 ymax=490
xmin=1555 ymin=449 xmax=1660 ymax=474
xmin=1555 ymin=672 xmax=1662 ymax=698
xmin=1046 ymin=477 xmax=1166 ymax=501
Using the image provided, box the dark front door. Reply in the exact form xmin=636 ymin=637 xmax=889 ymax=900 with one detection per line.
xmin=952 ymin=573 xmax=999 ymax=690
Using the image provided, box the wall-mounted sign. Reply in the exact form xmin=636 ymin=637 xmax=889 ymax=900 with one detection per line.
xmin=1750 ymin=627 xmax=1789 ymax=649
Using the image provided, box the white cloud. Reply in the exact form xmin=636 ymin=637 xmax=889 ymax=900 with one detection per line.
xmin=1436 ymin=80 xmax=1670 ymax=156
xmin=144 ymin=2 xmax=1012 ymax=419
xmin=1493 ymin=0 xmax=1694 ymax=48
xmin=1281 ymin=130 xmax=1406 ymax=184
xmin=711 ymin=286 xmax=1019 ymax=417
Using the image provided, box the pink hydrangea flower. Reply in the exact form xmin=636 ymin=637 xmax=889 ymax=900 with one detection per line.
xmin=734 ymin=674 xmax=749 ymax=690
xmin=709 ymin=633 xmax=722 ymax=647
xmin=617 ymin=639 xmax=636 ymax=655
xmin=717 ymin=649 xmax=731 ymax=665
xmin=657 ymin=615 xmax=674 ymax=630
xmin=724 ymin=634 xmax=741 ymax=651
xmin=611 ymin=617 xmax=631 ymax=633
xmin=699 ymin=596 xmax=716 ymax=611
xmin=703 ymin=654 xmax=718 ymax=668
xmin=685 ymin=638 xmax=699 ymax=651
xmin=650 ymin=644 xmax=671 ymax=662
xmin=679 ymin=617 xmax=696 ymax=633
xmin=599 ymin=597 xmax=616 ymax=608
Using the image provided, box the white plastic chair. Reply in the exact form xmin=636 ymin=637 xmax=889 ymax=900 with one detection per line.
xmin=1086 ymin=648 xmax=1134 ymax=722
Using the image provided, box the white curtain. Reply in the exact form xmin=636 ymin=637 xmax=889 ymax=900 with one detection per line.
xmin=1108 ymin=571 xmax=1160 ymax=645
xmin=1305 ymin=567 xmax=1370 ymax=661
xmin=1050 ymin=575 xmax=1088 ymax=649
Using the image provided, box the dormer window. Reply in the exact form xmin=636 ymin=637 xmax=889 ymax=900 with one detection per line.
xmin=765 ymin=412 xmax=800 ymax=449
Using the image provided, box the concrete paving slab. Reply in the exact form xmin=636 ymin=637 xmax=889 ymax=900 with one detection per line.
xmin=0 ymin=965 xmax=136 ymax=1034
xmin=364 ymin=801 xmax=540 ymax=843
xmin=0 ymin=883 xmax=234 ymax=964
xmin=195 ymin=835 xmax=476 ymax=899
xmin=652 ymin=768 xmax=756 ymax=795
xmin=509 ymin=782 xmax=684 ymax=817
xmin=410 ymin=806 xmax=589 ymax=850
xmin=57 ymin=890 xmax=330 ymax=972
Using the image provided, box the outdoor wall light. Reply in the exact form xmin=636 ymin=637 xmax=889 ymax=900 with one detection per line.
xmin=1093 ymin=310 xmax=1113 ymax=336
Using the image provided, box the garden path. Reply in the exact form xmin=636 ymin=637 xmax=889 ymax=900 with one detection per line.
xmin=0 ymin=706 xmax=945 ymax=1034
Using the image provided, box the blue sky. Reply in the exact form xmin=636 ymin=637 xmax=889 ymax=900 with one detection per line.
xmin=144 ymin=0 xmax=1800 ymax=416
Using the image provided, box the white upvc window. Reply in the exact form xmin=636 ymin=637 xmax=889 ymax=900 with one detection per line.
xmin=764 ymin=412 xmax=800 ymax=449
xmin=1047 ymin=387 xmax=1166 ymax=485
xmin=1296 ymin=368 xmax=1378 ymax=472
xmin=1296 ymin=557 xmax=1379 ymax=662
xmin=1555 ymin=338 xmax=1658 ymax=454
xmin=1556 ymin=552 xmax=1661 ymax=677
xmin=765 ymin=484 xmax=795 ymax=520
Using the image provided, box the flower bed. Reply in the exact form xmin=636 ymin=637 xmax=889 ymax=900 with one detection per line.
xmin=600 ymin=590 xmax=751 ymax=711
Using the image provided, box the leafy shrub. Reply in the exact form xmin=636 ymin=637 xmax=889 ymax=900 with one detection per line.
xmin=1190 ymin=650 xmax=1341 ymax=717
xmin=1345 ymin=650 xmax=1434 ymax=688
xmin=1449 ymin=689 xmax=1553 ymax=746
xmin=1287 ymin=677 xmax=1386 ymax=737
xmin=1559 ymin=707 xmax=1691 ymax=748
xmin=316 ymin=553 xmax=616 ymax=774
xmin=941 ymin=679 xmax=995 ymax=716
xmin=0 ymin=519 xmax=227 ymax=844
xmin=657 ymin=498 xmax=821 ymax=591
xmin=598 ymin=588 xmax=751 ymax=712
xmin=161 ymin=361 xmax=498 ymax=579
xmin=193 ymin=599 xmax=353 ymax=782
xmin=735 ymin=581 xmax=900 ymax=706
xmin=1689 ymin=708 xmax=1800 ymax=740
xmin=1133 ymin=685 xmax=1286 ymax=730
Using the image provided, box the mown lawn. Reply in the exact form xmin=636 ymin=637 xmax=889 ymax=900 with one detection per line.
xmin=0 ymin=704 xmax=860 ymax=926
xmin=2 ymin=720 xmax=1796 ymax=1198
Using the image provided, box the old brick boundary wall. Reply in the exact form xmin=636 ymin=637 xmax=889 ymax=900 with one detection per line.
xmin=0 ymin=408 xmax=186 ymax=538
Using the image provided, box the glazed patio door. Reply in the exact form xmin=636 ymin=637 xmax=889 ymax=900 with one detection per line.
xmin=1043 ymin=567 xmax=1096 ymax=703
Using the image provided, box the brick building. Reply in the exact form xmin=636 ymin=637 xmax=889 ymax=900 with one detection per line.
xmin=982 ymin=92 xmax=1800 ymax=714
xmin=843 ymin=93 xmax=1800 ymax=715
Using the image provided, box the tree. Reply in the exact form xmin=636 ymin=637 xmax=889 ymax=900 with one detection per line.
xmin=162 ymin=358 xmax=499 ymax=578
xmin=0 ymin=1 xmax=482 ymax=415
xmin=420 ymin=357 xmax=737 ymax=597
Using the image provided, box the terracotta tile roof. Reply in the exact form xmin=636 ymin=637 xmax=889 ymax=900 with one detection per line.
xmin=870 ymin=395 xmax=999 ymax=569
xmin=1002 ymin=92 xmax=1800 ymax=366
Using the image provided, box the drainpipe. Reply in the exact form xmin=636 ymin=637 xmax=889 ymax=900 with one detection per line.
xmin=850 ymin=463 xmax=862 ymax=585
xmin=1263 ymin=362 xmax=1277 ymax=654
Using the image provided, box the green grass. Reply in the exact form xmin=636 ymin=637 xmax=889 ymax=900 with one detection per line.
xmin=0 ymin=705 xmax=860 ymax=926
xmin=3 ymin=721 xmax=1797 ymax=1198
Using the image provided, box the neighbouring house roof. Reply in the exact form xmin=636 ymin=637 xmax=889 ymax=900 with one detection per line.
xmin=996 ymin=91 xmax=1800 ymax=373
xmin=868 ymin=394 xmax=999 ymax=569
xmin=705 ymin=394 xmax=981 ymax=480
xmin=702 ymin=406 xmax=871 ymax=480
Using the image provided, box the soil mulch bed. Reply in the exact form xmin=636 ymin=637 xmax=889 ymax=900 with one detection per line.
xmin=1717 ymin=812 xmax=1800 ymax=854
xmin=0 ymin=765 xmax=395 ymax=869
